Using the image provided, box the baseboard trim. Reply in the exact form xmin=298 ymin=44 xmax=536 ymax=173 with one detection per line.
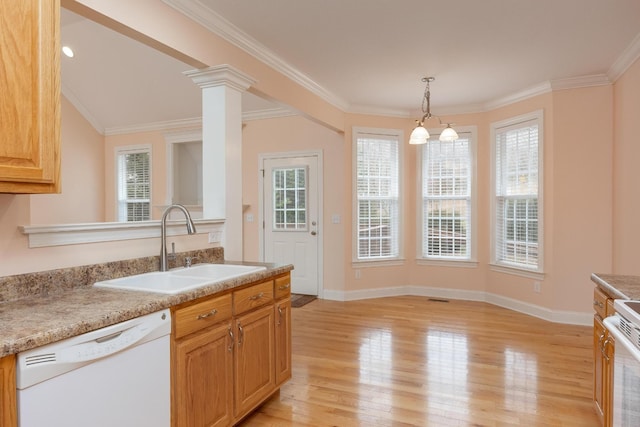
xmin=322 ymin=286 xmax=592 ymax=326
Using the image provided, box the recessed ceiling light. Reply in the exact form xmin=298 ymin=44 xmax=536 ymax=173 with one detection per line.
xmin=62 ymin=46 xmax=74 ymax=58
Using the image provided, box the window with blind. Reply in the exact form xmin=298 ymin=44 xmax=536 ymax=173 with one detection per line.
xmin=116 ymin=145 xmax=151 ymax=222
xmin=491 ymin=111 xmax=543 ymax=272
xmin=420 ymin=132 xmax=474 ymax=260
xmin=353 ymin=128 xmax=402 ymax=261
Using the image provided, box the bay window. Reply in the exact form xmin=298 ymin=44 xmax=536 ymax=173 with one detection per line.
xmin=353 ymin=128 xmax=402 ymax=261
xmin=491 ymin=111 xmax=543 ymax=273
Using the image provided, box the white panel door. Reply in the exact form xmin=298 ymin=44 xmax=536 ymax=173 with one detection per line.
xmin=263 ymin=155 xmax=319 ymax=295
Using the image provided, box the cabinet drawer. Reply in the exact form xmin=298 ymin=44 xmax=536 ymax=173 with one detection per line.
xmin=606 ymin=298 xmax=615 ymax=317
xmin=234 ymin=281 xmax=274 ymax=315
xmin=174 ymin=294 xmax=232 ymax=339
xmin=593 ymin=287 xmax=610 ymax=319
xmin=274 ymin=275 xmax=291 ymax=300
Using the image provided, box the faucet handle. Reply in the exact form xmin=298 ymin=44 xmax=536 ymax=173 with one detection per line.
xmin=185 ymin=256 xmax=199 ymax=268
xmin=167 ymin=242 xmax=177 ymax=261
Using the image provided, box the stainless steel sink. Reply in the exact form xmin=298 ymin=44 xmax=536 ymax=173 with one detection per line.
xmin=94 ymin=264 xmax=266 ymax=294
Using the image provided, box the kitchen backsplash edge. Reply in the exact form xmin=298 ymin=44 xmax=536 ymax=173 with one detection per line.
xmin=0 ymin=247 xmax=224 ymax=303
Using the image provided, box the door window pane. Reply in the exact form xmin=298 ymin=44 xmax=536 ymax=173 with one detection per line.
xmin=273 ymin=167 xmax=307 ymax=230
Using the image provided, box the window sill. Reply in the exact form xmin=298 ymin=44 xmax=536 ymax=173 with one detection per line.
xmin=351 ymin=258 xmax=406 ymax=268
xmin=489 ymin=263 xmax=545 ymax=280
xmin=416 ymin=259 xmax=478 ymax=268
xmin=19 ymin=218 xmax=224 ymax=248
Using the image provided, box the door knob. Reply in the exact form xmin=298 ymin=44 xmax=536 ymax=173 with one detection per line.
xmin=310 ymin=231 xmax=317 ymax=236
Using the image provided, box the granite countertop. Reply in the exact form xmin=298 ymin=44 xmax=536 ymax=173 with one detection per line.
xmin=591 ymin=273 xmax=640 ymax=300
xmin=0 ymin=264 xmax=293 ymax=358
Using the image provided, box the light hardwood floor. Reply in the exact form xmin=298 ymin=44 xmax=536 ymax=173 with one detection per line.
xmin=241 ymin=296 xmax=599 ymax=426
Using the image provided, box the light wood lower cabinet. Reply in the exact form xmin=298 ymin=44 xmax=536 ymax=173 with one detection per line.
xmin=172 ymin=273 xmax=291 ymax=427
xmin=275 ymin=298 xmax=292 ymax=386
xmin=1 ymin=355 xmax=17 ymax=427
xmin=593 ymin=288 xmax=615 ymax=427
xmin=174 ymin=321 xmax=234 ymax=427
xmin=234 ymin=304 xmax=275 ymax=419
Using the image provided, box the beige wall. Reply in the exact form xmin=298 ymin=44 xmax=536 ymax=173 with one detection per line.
xmin=550 ymin=85 xmax=613 ymax=310
xmin=31 ymin=97 xmax=105 ymax=225
xmin=241 ymin=115 xmax=345 ymax=292
xmin=0 ymin=97 xmax=210 ymax=276
xmin=613 ymin=58 xmax=640 ymax=274
xmin=240 ymin=86 xmax=618 ymax=316
xmin=1 ymin=0 xmax=638 ymax=322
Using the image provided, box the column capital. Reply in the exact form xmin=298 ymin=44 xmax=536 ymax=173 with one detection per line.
xmin=184 ymin=64 xmax=256 ymax=91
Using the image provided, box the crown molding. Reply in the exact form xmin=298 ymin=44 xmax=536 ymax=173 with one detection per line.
xmin=62 ymin=85 xmax=105 ymax=135
xmin=242 ymin=107 xmax=296 ymax=121
xmin=162 ymin=0 xmax=350 ymax=112
xmin=550 ymin=74 xmax=611 ymax=90
xmin=484 ymin=82 xmax=552 ymax=111
xmin=104 ymin=106 xmax=297 ymax=136
xmin=608 ymin=31 xmax=640 ymax=82
xmin=183 ymin=64 xmax=256 ymax=91
xmin=105 ymin=117 xmax=203 ymax=136
xmin=347 ymin=104 xmax=412 ymax=118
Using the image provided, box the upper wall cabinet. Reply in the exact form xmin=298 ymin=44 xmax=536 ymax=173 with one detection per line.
xmin=0 ymin=0 xmax=61 ymax=194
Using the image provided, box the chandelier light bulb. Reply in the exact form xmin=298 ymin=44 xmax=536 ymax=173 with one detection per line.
xmin=409 ymin=124 xmax=429 ymax=145
xmin=439 ymin=125 xmax=459 ymax=142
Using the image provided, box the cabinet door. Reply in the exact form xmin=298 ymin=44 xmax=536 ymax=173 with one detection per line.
xmin=275 ymin=298 xmax=292 ymax=386
xmin=1 ymin=355 xmax=17 ymax=427
xmin=594 ymin=316 xmax=606 ymax=422
xmin=174 ymin=322 xmax=233 ymax=427
xmin=0 ymin=0 xmax=61 ymax=193
xmin=234 ymin=304 xmax=275 ymax=418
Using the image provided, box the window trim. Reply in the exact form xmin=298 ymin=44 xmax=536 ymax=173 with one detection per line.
xmin=490 ymin=110 xmax=544 ymax=274
xmin=352 ymin=127 xmax=404 ymax=263
xmin=115 ymin=144 xmax=152 ymax=222
xmin=416 ymin=126 xmax=478 ymax=264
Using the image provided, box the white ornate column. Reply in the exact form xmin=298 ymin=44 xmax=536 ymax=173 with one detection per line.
xmin=185 ymin=65 xmax=255 ymax=261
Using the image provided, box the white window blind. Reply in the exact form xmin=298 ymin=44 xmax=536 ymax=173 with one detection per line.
xmin=355 ymin=132 xmax=400 ymax=260
xmin=421 ymin=136 xmax=471 ymax=259
xmin=116 ymin=146 xmax=151 ymax=222
xmin=494 ymin=117 xmax=541 ymax=270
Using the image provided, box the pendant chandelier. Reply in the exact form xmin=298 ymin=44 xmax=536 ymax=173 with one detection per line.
xmin=409 ymin=76 xmax=458 ymax=144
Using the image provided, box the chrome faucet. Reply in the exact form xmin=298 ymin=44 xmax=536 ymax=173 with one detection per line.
xmin=160 ymin=204 xmax=196 ymax=271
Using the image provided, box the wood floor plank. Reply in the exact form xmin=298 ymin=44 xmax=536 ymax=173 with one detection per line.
xmin=240 ymin=296 xmax=599 ymax=426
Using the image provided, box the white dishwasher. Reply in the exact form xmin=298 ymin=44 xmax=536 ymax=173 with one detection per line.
xmin=16 ymin=309 xmax=171 ymax=427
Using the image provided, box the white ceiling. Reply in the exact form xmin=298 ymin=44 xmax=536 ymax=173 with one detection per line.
xmin=62 ymin=0 xmax=640 ymax=132
xmin=60 ymin=9 xmax=276 ymax=134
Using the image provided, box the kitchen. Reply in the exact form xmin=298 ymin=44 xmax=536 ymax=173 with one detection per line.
xmin=1 ymin=0 xmax=640 ymax=426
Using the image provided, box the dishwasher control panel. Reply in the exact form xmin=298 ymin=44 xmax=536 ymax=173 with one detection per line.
xmin=16 ymin=309 xmax=171 ymax=389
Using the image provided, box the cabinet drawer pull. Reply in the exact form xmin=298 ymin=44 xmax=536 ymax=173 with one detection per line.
xmin=197 ymin=309 xmax=218 ymax=320
xmin=278 ymin=283 xmax=290 ymax=290
xmin=228 ymin=326 xmax=234 ymax=352
xmin=602 ymin=338 xmax=612 ymax=362
xmin=237 ymin=322 xmax=244 ymax=345
xmin=593 ymin=300 xmax=604 ymax=308
xmin=277 ymin=305 xmax=283 ymax=326
xmin=249 ymin=292 xmax=264 ymax=301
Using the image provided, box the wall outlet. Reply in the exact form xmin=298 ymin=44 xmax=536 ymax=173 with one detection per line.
xmin=533 ymin=281 xmax=541 ymax=293
xmin=355 ymin=269 xmax=361 ymax=279
xmin=208 ymin=231 xmax=223 ymax=243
